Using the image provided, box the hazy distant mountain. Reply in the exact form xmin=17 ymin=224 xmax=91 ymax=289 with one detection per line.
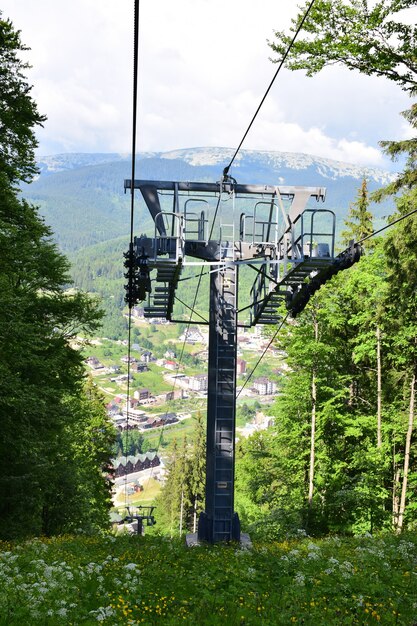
xmin=26 ymin=147 xmax=397 ymax=253
xmin=24 ymin=147 xmax=398 ymax=338
xmin=37 ymin=147 xmax=395 ymax=186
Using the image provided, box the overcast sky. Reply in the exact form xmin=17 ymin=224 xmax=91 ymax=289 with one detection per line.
xmin=2 ymin=0 xmax=415 ymax=170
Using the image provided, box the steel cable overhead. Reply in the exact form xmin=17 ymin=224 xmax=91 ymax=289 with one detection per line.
xmin=223 ymin=0 xmax=317 ymax=177
xmin=236 ymin=312 xmax=290 ymax=400
xmin=234 ymin=206 xmax=417 ymax=402
xmin=124 ymin=0 xmax=140 ymax=512
xmin=144 ymin=199 xmax=222 ymax=467
xmin=356 ymin=206 xmax=417 ymax=245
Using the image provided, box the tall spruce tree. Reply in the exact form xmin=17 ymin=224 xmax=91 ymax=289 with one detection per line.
xmin=0 ymin=13 xmax=114 ymax=538
xmin=341 ymin=178 xmax=374 ymax=246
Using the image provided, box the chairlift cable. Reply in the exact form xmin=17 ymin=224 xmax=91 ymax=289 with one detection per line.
xmin=177 ymin=270 xmax=211 ymax=283
xmin=236 ymin=312 xmax=290 ymax=400
xmin=140 ymin=252 xmax=213 ymax=490
xmin=235 ymin=205 xmax=417 ymax=402
xmin=124 ymin=0 xmax=140 ymax=512
xmin=356 ymin=206 xmax=417 ymax=245
xmin=143 ymin=191 xmax=221 ymax=487
xmin=223 ymin=0 xmax=317 ymax=177
xmin=173 ymin=295 xmax=209 ymax=324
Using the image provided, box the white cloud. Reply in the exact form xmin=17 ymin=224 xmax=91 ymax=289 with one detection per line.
xmin=2 ymin=0 xmax=414 ymax=168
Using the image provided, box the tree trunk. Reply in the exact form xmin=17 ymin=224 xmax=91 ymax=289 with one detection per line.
xmin=376 ymin=325 xmax=382 ymax=448
xmin=179 ymin=488 xmax=184 ymax=536
xmin=308 ymin=373 xmax=317 ymax=507
xmin=392 ymin=462 xmax=400 ymax=529
xmin=193 ymin=496 xmax=198 ymax=533
xmin=308 ymin=319 xmax=318 ymax=507
xmin=397 ymin=373 xmax=415 ymax=532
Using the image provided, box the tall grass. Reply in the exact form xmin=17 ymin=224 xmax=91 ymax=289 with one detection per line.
xmin=0 ymin=532 xmax=415 ymax=624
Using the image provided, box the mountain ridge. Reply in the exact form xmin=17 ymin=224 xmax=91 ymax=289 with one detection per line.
xmin=36 ymin=147 xmax=397 ymax=186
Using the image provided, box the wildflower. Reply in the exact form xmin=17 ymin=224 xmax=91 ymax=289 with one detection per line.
xmin=294 ymin=572 xmax=305 ymax=586
xmin=124 ymin=563 xmax=141 ymax=572
xmin=90 ymin=606 xmax=116 ymax=622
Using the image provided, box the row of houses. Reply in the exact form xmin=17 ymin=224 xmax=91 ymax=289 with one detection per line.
xmin=113 ymin=452 xmax=161 ymax=477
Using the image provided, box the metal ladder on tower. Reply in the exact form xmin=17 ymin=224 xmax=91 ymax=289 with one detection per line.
xmin=212 ymin=244 xmax=238 ymax=541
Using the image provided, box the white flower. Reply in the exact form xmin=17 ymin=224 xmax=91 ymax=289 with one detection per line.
xmin=124 ymin=563 xmax=140 ymax=572
xmin=294 ymin=572 xmax=305 ymax=586
xmin=90 ymin=606 xmax=116 ymax=623
xmin=307 ymin=542 xmax=320 ymax=552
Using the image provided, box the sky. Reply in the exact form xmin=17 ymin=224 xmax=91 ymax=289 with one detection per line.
xmin=2 ymin=0 xmax=415 ymax=170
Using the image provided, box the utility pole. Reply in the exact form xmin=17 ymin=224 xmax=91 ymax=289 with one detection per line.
xmin=124 ymin=176 xmax=361 ymax=543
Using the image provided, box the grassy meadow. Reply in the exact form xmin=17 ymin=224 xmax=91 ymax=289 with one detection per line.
xmin=1 ymin=532 xmax=416 ymax=625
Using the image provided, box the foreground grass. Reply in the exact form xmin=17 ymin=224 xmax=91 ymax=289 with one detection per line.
xmin=0 ymin=532 xmax=416 ymax=624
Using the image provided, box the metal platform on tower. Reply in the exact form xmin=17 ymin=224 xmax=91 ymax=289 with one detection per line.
xmin=124 ymin=176 xmax=361 ymax=543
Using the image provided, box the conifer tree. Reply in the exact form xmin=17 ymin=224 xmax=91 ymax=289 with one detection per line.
xmin=0 ymin=13 xmax=113 ymax=538
xmin=341 ymin=179 xmax=374 ymax=246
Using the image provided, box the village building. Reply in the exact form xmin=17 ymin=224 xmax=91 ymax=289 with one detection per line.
xmin=134 ymin=388 xmax=151 ymax=402
xmin=188 ymin=374 xmax=208 ymax=392
xmin=164 ymin=389 xmax=184 ymax=402
xmin=164 ymin=349 xmax=176 ymax=359
xmin=140 ymin=351 xmax=153 ymax=363
xmin=180 ymin=327 xmax=205 ymax=344
xmin=131 ymin=362 xmax=149 ymax=373
xmin=113 ymin=452 xmax=160 ymax=478
xmin=236 ymin=358 xmax=247 ymax=375
xmin=252 ymin=377 xmax=277 ymax=396
xmin=85 ymin=356 xmax=104 ymax=370
xmin=113 ymin=374 xmax=134 ymax=383
xmin=121 ymin=355 xmax=137 ymax=364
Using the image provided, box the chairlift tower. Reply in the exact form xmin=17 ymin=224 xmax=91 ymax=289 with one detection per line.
xmin=124 ymin=176 xmax=361 ymax=543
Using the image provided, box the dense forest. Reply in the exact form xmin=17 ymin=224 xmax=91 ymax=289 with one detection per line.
xmin=0 ymin=13 xmax=115 ymax=539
